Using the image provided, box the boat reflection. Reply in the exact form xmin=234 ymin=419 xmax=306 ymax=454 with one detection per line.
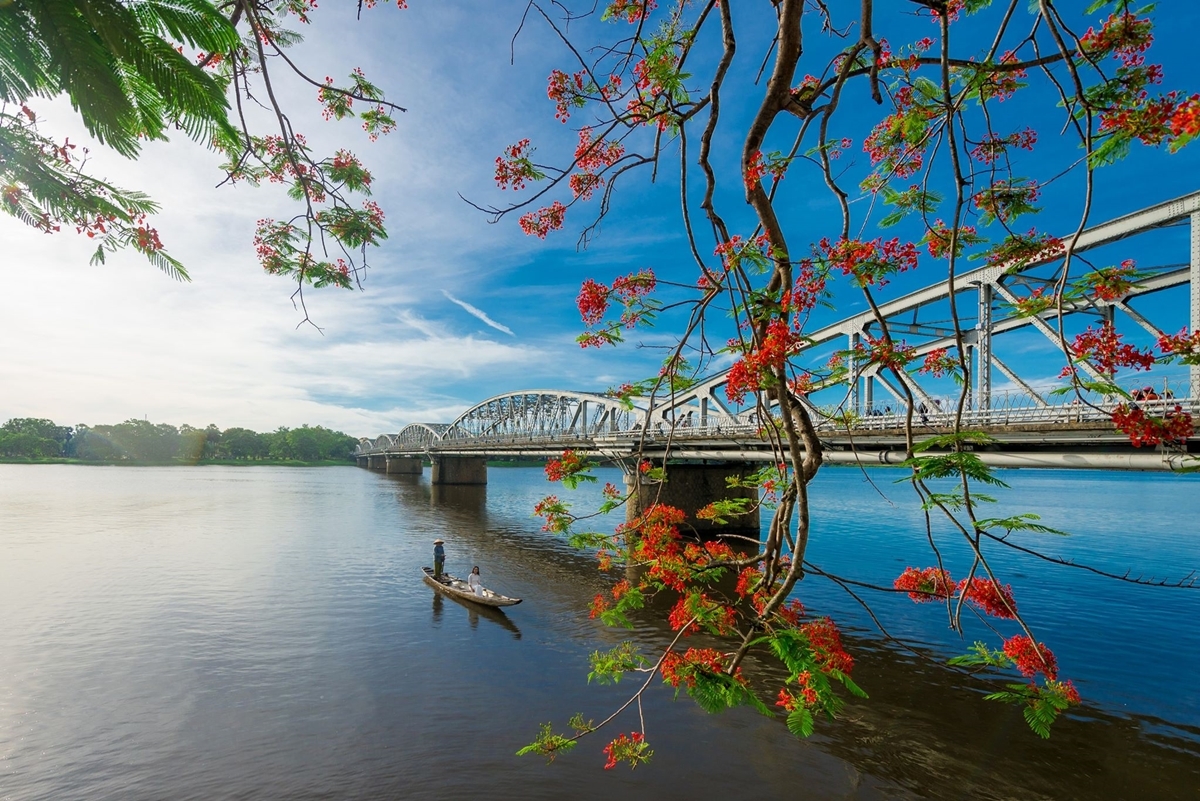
xmin=428 ymin=585 xmax=521 ymax=639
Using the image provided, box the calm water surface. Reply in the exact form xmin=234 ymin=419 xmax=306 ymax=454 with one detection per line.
xmin=1 ymin=464 xmax=1198 ymax=800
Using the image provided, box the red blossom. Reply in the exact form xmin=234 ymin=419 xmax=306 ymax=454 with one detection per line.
xmin=815 ymin=235 xmax=918 ymax=288
xmin=519 ymin=201 xmax=567 ymax=238
xmin=800 ymin=617 xmax=854 ymax=675
xmin=1003 ymin=635 xmax=1058 ymax=680
xmin=605 ymin=0 xmax=656 ymax=23
xmin=1061 ymin=322 xmax=1155 ymax=377
xmin=1111 ymin=404 xmax=1193 ymax=447
xmin=917 ymin=348 xmax=959 ymax=378
xmin=894 ymin=566 xmax=955 ymax=602
xmin=1158 ymin=327 xmax=1200 ymax=363
xmin=495 ymin=139 xmax=541 ymax=191
xmin=957 ymin=577 xmax=1017 ymax=619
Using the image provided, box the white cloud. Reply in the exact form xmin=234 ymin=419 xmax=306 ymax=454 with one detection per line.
xmin=440 ymin=290 xmax=515 ymax=336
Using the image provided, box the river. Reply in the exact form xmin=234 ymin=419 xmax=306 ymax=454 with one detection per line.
xmin=1 ymin=464 xmax=1197 ymax=800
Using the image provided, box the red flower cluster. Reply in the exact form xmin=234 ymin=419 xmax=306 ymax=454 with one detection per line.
xmin=924 ymin=219 xmax=961 ymax=259
xmin=544 ymin=449 xmax=590 ymax=482
xmin=577 ymin=279 xmax=609 ymax=326
xmin=800 ymin=617 xmax=854 ymax=675
xmin=519 ymin=201 xmax=567 ymax=238
xmin=1061 ymin=322 xmax=1155 ymax=377
xmin=973 ymin=180 xmax=1040 ymax=223
xmin=1112 ymin=404 xmax=1193 ymax=447
xmin=660 ymin=647 xmax=728 ymax=688
xmin=133 ymin=224 xmax=164 ymax=253
xmin=575 ymin=269 xmax=656 ymax=346
xmin=776 ymin=669 xmax=819 ymax=711
xmin=1171 ymin=95 xmax=1200 ymax=138
xmin=1080 ymin=12 xmax=1154 ymax=67
xmin=724 ymin=319 xmax=805 ymax=403
xmin=570 ymin=128 xmax=624 ymax=200
xmin=622 ymin=503 xmax=688 ymax=590
xmin=714 ymin=233 xmax=771 ymax=271
xmin=983 ymin=229 xmax=1063 ymax=269
xmin=979 ymin=52 xmax=1027 ymax=102
xmin=546 ymin=69 xmax=587 ymax=122
xmin=318 ymin=78 xmax=351 ymax=121
xmin=893 ymin=566 xmax=955 ymax=602
xmin=1082 ymin=259 xmax=1139 ymax=301
xmin=1009 ymin=287 xmax=1055 ymax=319
xmin=863 ymin=86 xmax=935 ymax=179
xmin=927 ymin=0 xmax=964 ymax=24
xmin=917 ymin=348 xmax=959 ymax=378
xmin=744 ymin=151 xmax=767 ymax=189
xmin=970 ymin=128 xmax=1037 ymax=164
xmin=815 ymin=235 xmax=918 ymax=288
xmin=958 ymin=577 xmax=1017 ymax=619
xmin=601 ymin=731 xmax=647 ymax=770
xmin=494 ymin=139 xmax=539 ymax=191
xmin=1158 ymin=327 xmax=1200 ymax=363
xmin=1003 ymin=635 xmax=1058 ymax=680
xmin=853 ymin=334 xmax=917 ymax=372
xmin=605 ymin=0 xmax=656 ymax=23
xmin=533 ymin=495 xmax=570 ymax=533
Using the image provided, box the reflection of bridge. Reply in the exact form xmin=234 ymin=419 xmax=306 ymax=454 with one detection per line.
xmin=358 ymin=192 xmax=1200 ymax=485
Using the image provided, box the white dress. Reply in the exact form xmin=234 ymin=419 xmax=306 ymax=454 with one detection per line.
xmin=468 ymin=572 xmax=484 ymax=596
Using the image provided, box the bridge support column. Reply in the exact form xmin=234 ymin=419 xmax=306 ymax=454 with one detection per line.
xmin=624 ymin=463 xmax=759 ymax=537
xmin=386 ymin=456 xmax=423 ymax=475
xmin=977 ymin=282 xmax=993 ymax=410
xmin=1191 ymin=212 xmax=1199 ymax=400
xmin=431 ymin=456 xmax=487 ymax=485
xmin=368 ymin=455 xmax=387 ymax=470
xmin=356 ymin=456 xmax=368 ymax=468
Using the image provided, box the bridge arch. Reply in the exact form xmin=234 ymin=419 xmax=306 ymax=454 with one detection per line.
xmin=441 ymin=390 xmax=643 ymax=442
xmin=396 ymin=422 xmax=449 ymax=449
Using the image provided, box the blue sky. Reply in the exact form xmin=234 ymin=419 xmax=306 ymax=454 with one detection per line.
xmin=1 ymin=1 xmax=1197 ymax=436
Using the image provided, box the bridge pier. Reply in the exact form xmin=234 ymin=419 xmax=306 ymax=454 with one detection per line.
xmin=368 ymin=455 xmax=387 ymax=470
xmin=356 ymin=456 xmax=368 ymax=468
xmin=431 ymin=456 xmax=487 ymax=485
xmin=386 ymin=456 xmax=423 ymax=475
xmin=625 ymin=463 xmax=759 ymax=537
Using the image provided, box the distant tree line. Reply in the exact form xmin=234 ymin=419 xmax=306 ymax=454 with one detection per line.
xmin=0 ymin=418 xmax=358 ymax=464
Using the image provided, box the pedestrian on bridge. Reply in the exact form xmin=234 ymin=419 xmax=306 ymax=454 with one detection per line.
xmin=433 ymin=538 xmax=446 ymax=580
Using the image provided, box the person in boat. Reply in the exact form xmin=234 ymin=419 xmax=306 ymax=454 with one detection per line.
xmin=468 ymin=566 xmax=484 ymax=597
xmin=433 ymin=539 xmax=446 ymax=580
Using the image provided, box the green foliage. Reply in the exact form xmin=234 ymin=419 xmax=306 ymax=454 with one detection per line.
xmin=1 ymin=416 xmax=355 ymax=463
xmin=948 ymin=641 xmax=1012 ymax=671
xmin=920 ymin=491 xmax=997 ymax=512
xmin=879 ymin=185 xmax=942 ymax=228
xmin=0 ymin=0 xmax=240 ymax=276
xmin=786 ymin=708 xmax=814 ymax=738
xmin=588 ymin=642 xmax=648 ymax=684
xmin=974 ymin=513 xmax=1068 ymax=537
xmin=516 ymin=722 xmax=578 ymax=763
xmin=901 ymin=451 xmax=1010 ymax=488
xmin=683 ymin=670 xmax=770 ymax=716
xmin=0 ymin=418 xmax=72 ymax=458
xmin=983 ymin=683 xmax=1075 ymax=739
xmin=695 ymin=497 xmax=754 ymax=525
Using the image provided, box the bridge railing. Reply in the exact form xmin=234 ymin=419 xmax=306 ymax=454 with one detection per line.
xmin=354 ymin=392 xmax=1197 ymax=455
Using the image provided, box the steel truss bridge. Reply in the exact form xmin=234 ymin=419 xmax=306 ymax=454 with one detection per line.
xmin=358 ymin=192 xmax=1200 ymax=472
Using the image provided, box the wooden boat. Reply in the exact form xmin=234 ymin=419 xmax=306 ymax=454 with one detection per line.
xmin=422 ymin=566 xmax=522 ymax=607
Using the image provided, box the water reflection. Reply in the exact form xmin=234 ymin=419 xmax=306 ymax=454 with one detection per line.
xmin=6 ymin=465 xmax=1194 ymax=801
xmin=427 ymin=582 xmax=522 ymax=639
xmin=395 ymin=468 xmax=1200 ymax=798
xmin=430 ymin=483 xmax=487 ymax=516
